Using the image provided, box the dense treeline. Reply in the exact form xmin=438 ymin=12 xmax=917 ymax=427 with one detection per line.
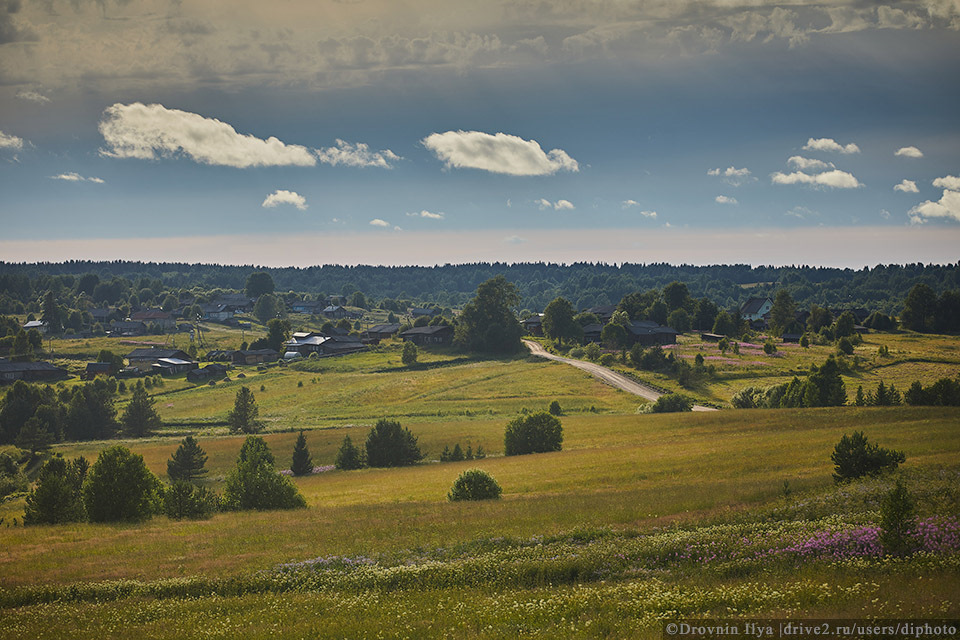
xmin=2 ymin=261 xmax=958 ymax=314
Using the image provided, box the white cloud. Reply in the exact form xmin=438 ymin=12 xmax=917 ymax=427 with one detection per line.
xmin=787 ymin=156 xmax=834 ymax=171
xmin=99 ymin=103 xmax=316 ymax=168
xmin=895 ymin=146 xmax=923 ymax=159
xmin=369 ymin=218 xmax=391 ymax=227
xmin=16 ymin=90 xmax=50 ymax=104
xmin=315 ymin=139 xmax=400 ymax=168
xmin=50 ymin=172 xmax=105 ymax=184
xmin=802 ymin=138 xmax=860 ymax=154
xmin=422 ymin=130 xmax=578 ymax=176
xmin=909 ymin=190 xmax=960 ymax=224
xmin=880 ymin=209 xmax=891 ymax=219
xmin=707 ymin=166 xmax=753 ymax=186
xmin=933 ymin=175 xmax=960 ymax=190
xmin=786 ymin=206 xmax=817 ymax=219
xmin=504 ymin=235 xmax=527 ymax=244
xmin=771 ymin=169 xmax=862 ymax=189
xmin=0 ymin=131 xmax=24 ymax=150
xmin=910 ymin=175 xmax=960 ymax=224
xmin=894 ymin=179 xmax=919 ymax=193
xmin=621 ymin=199 xmax=640 ymax=208
xmin=640 ymin=210 xmax=657 ymax=218
xmin=715 ymin=195 xmax=738 ymax=205
xmin=537 ymin=198 xmax=575 ymax=210
xmin=262 ymin=189 xmax=308 ymax=210
xmin=406 ymin=210 xmax=445 ymax=220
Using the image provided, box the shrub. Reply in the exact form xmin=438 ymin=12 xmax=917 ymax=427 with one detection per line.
xmin=164 ymin=481 xmax=217 ymax=520
xmin=401 ymin=340 xmax=418 ymax=366
xmin=365 ymin=419 xmax=423 ymax=467
xmin=548 ymin=400 xmax=563 ymax=416
xmin=763 ymin=340 xmax=777 ymax=355
xmin=599 ymin=353 xmax=616 ymax=366
xmin=83 ymin=445 xmax=163 ymax=523
xmin=167 ymin=436 xmax=208 ymax=482
xmin=335 ymin=435 xmax=364 ymax=470
xmin=291 ymin=430 xmax=313 ymax=476
xmin=0 ymin=452 xmax=28 ymax=499
xmin=448 ymin=469 xmax=502 ymax=501
xmin=567 ymin=346 xmax=585 ymax=359
xmin=641 ymin=393 xmax=693 ymax=413
xmin=222 ymin=436 xmax=306 ymax=511
xmin=831 ymin=431 xmax=905 ymax=483
xmin=504 ymin=411 xmax=563 ymax=456
xmin=837 ymin=336 xmax=854 ymax=356
xmin=583 ymin=342 xmax=601 ymax=361
xmin=879 ymin=479 xmax=916 ymax=557
xmin=23 ymin=456 xmax=88 ymax=525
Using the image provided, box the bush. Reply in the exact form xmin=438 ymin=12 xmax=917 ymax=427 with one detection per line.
xmin=23 ymin=456 xmax=88 ymax=525
xmin=763 ymin=340 xmax=777 ymax=355
xmin=567 ymin=346 xmax=585 ymax=359
xmin=365 ymin=419 xmax=422 ymax=467
xmin=831 ymin=431 xmax=905 ymax=482
xmin=548 ymin=400 xmax=563 ymax=416
xmin=448 ymin=469 xmax=502 ymax=501
xmin=335 ymin=435 xmax=364 ymax=470
xmin=641 ymin=393 xmax=693 ymax=413
xmin=401 ymin=340 xmax=418 ymax=366
xmin=83 ymin=445 xmax=163 ymax=523
xmin=164 ymin=481 xmax=217 ymax=520
xmin=837 ymin=336 xmax=854 ymax=356
xmin=504 ymin=411 xmax=563 ymax=456
xmin=222 ymin=436 xmax=306 ymax=511
xmin=0 ymin=451 xmax=28 ymax=499
xmin=599 ymin=353 xmax=616 ymax=366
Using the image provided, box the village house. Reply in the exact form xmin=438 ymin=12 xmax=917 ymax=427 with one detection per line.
xmin=522 ymin=314 xmax=543 ymax=336
xmin=131 ymin=309 xmax=177 ymax=331
xmin=0 ymin=361 xmax=68 ymax=383
xmin=740 ymin=297 xmax=773 ymax=322
xmin=153 ymin=358 xmax=198 ymax=376
xmin=22 ymin=320 xmax=48 ymax=334
xmin=586 ymin=304 xmax=618 ymax=325
xmin=187 ymin=363 xmax=230 ymax=383
xmin=110 ymin=320 xmax=147 ymax=337
xmin=399 ymin=325 xmax=454 ymax=346
xmin=83 ymin=362 xmax=113 ymax=380
xmin=322 ymin=305 xmax=350 ymax=319
xmin=410 ymin=307 xmax=441 ymax=319
xmin=201 ymin=304 xmax=235 ymax=322
xmin=363 ymin=323 xmax=401 ymax=341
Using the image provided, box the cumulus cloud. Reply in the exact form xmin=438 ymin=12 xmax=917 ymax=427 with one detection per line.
xmin=262 ymin=189 xmax=307 ymax=210
xmin=369 ymin=218 xmax=391 ymax=227
xmin=909 ymin=182 xmax=960 ymax=224
xmin=99 ymin=103 xmax=316 ymax=168
xmin=16 ymin=90 xmax=50 ymax=104
xmin=707 ymin=166 xmax=753 ymax=186
xmin=537 ymin=198 xmax=574 ymax=210
xmin=771 ymin=169 xmax=862 ymax=189
xmin=895 ymin=146 xmax=924 ymax=159
xmin=787 ymin=156 xmax=834 ymax=171
xmin=315 ymin=139 xmax=400 ymax=168
xmin=0 ymin=130 xmax=24 ymax=150
xmin=715 ymin=195 xmax=738 ymax=205
xmin=50 ymin=172 xmax=104 ymax=184
xmin=407 ymin=210 xmax=445 ymax=219
xmin=933 ymin=175 xmax=960 ymax=190
xmin=422 ymin=130 xmax=578 ymax=176
xmin=894 ymin=179 xmax=919 ymax=193
xmin=802 ymin=138 xmax=860 ymax=154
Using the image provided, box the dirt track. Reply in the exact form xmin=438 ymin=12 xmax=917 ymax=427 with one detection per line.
xmin=523 ymin=339 xmax=718 ymax=412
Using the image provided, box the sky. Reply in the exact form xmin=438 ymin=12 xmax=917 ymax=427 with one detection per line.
xmin=1 ymin=0 xmax=959 ymax=268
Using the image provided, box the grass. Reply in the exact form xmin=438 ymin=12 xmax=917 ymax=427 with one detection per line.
xmin=2 ymin=406 xmax=957 ymax=589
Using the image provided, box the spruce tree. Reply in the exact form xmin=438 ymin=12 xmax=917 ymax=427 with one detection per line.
xmin=291 ymin=430 xmax=313 ymax=476
xmin=228 ymin=386 xmax=262 ymax=434
xmin=167 ymin=436 xmax=209 ymax=482
xmin=23 ymin=456 xmax=88 ymax=525
xmin=335 ymin=435 xmax=364 ymax=470
xmin=122 ymin=385 xmax=162 ymax=437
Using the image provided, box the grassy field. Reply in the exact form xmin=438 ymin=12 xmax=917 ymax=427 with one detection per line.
xmin=1 ymin=334 xmax=959 ymax=638
xmin=575 ymin=330 xmax=960 ymax=406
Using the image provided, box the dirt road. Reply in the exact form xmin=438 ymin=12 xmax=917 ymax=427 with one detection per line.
xmin=523 ymin=339 xmax=718 ymax=412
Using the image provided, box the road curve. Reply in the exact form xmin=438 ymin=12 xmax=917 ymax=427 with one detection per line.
xmin=523 ymin=339 xmax=718 ymax=412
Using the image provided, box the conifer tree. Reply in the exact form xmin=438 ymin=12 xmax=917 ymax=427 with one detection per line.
xmin=228 ymin=386 xmax=262 ymax=434
xmin=122 ymin=385 xmax=162 ymax=437
xmin=291 ymin=430 xmax=313 ymax=476
xmin=167 ymin=436 xmax=209 ymax=482
xmin=335 ymin=435 xmax=364 ymax=470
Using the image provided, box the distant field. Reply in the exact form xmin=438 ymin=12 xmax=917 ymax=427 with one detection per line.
xmin=599 ymin=330 xmax=960 ymax=405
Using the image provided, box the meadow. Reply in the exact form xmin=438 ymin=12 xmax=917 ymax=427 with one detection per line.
xmin=1 ymin=336 xmax=959 ymax=638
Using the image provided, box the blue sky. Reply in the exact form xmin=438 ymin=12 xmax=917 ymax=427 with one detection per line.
xmin=1 ymin=0 xmax=959 ymax=267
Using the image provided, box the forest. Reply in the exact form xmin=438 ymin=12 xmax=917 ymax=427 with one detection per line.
xmin=1 ymin=260 xmax=958 ymax=315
